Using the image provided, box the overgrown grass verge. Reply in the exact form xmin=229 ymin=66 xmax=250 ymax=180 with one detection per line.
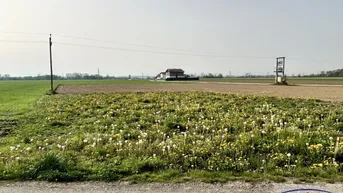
xmin=1 ymin=92 xmax=343 ymax=182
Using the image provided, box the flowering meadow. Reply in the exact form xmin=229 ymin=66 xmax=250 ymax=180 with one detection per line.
xmin=1 ymin=91 xmax=343 ymax=181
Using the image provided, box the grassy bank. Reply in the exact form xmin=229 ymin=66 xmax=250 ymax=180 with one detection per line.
xmin=1 ymin=91 xmax=343 ymax=182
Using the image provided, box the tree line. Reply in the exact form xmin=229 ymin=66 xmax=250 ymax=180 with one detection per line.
xmin=0 ymin=73 xmax=138 ymax=80
xmin=303 ymin=69 xmax=343 ymax=77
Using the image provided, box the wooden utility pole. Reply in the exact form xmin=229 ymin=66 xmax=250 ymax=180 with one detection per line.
xmin=49 ymin=34 xmax=54 ymax=92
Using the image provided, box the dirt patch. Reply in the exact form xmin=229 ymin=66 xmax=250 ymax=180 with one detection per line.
xmin=56 ymin=83 xmax=343 ymax=102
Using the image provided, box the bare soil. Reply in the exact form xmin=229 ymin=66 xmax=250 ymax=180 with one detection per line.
xmin=56 ymin=83 xmax=343 ymax=102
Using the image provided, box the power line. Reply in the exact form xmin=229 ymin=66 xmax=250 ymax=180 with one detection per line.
xmin=0 ymin=31 xmax=47 ymax=36
xmin=0 ymin=31 xmax=331 ymax=63
xmin=0 ymin=31 xmax=223 ymax=55
xmin=0 ymin=31 xmax=329 ymax=62
xmin=54 ymin=41 xmax=277 ymax=59
xmin=0 ymin=40 xmax=46 ymax=44
xmin=53 ymin=34 xmax=221 ymax=55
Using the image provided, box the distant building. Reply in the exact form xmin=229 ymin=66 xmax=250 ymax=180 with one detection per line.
xmin=165 ymin=68 xmax=185 ymax=78
xmin=157 ymin=72 xmax=166 ymax=79
xmin=155 ymin=68 xmax=198 ymax=81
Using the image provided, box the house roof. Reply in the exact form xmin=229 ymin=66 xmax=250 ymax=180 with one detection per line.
xmin=156 ymin=72 xmax=165 ymax=76
xmin=166 ymin=68 xmax=184 ymax=73
xmin=155 ymin=72 xmax=165 ymax=78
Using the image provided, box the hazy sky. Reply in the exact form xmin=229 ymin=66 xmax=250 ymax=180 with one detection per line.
xmin=0 ymin=0 xmax=342 ymax=76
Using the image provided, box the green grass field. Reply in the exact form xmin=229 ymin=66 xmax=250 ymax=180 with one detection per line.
xmin=200 ymin=77 xmax=343 ymax=85
xmin=0 ymin=79 xmax=162 ymax=119
xmin=0 ymin=81 xmax=49 ymax=118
